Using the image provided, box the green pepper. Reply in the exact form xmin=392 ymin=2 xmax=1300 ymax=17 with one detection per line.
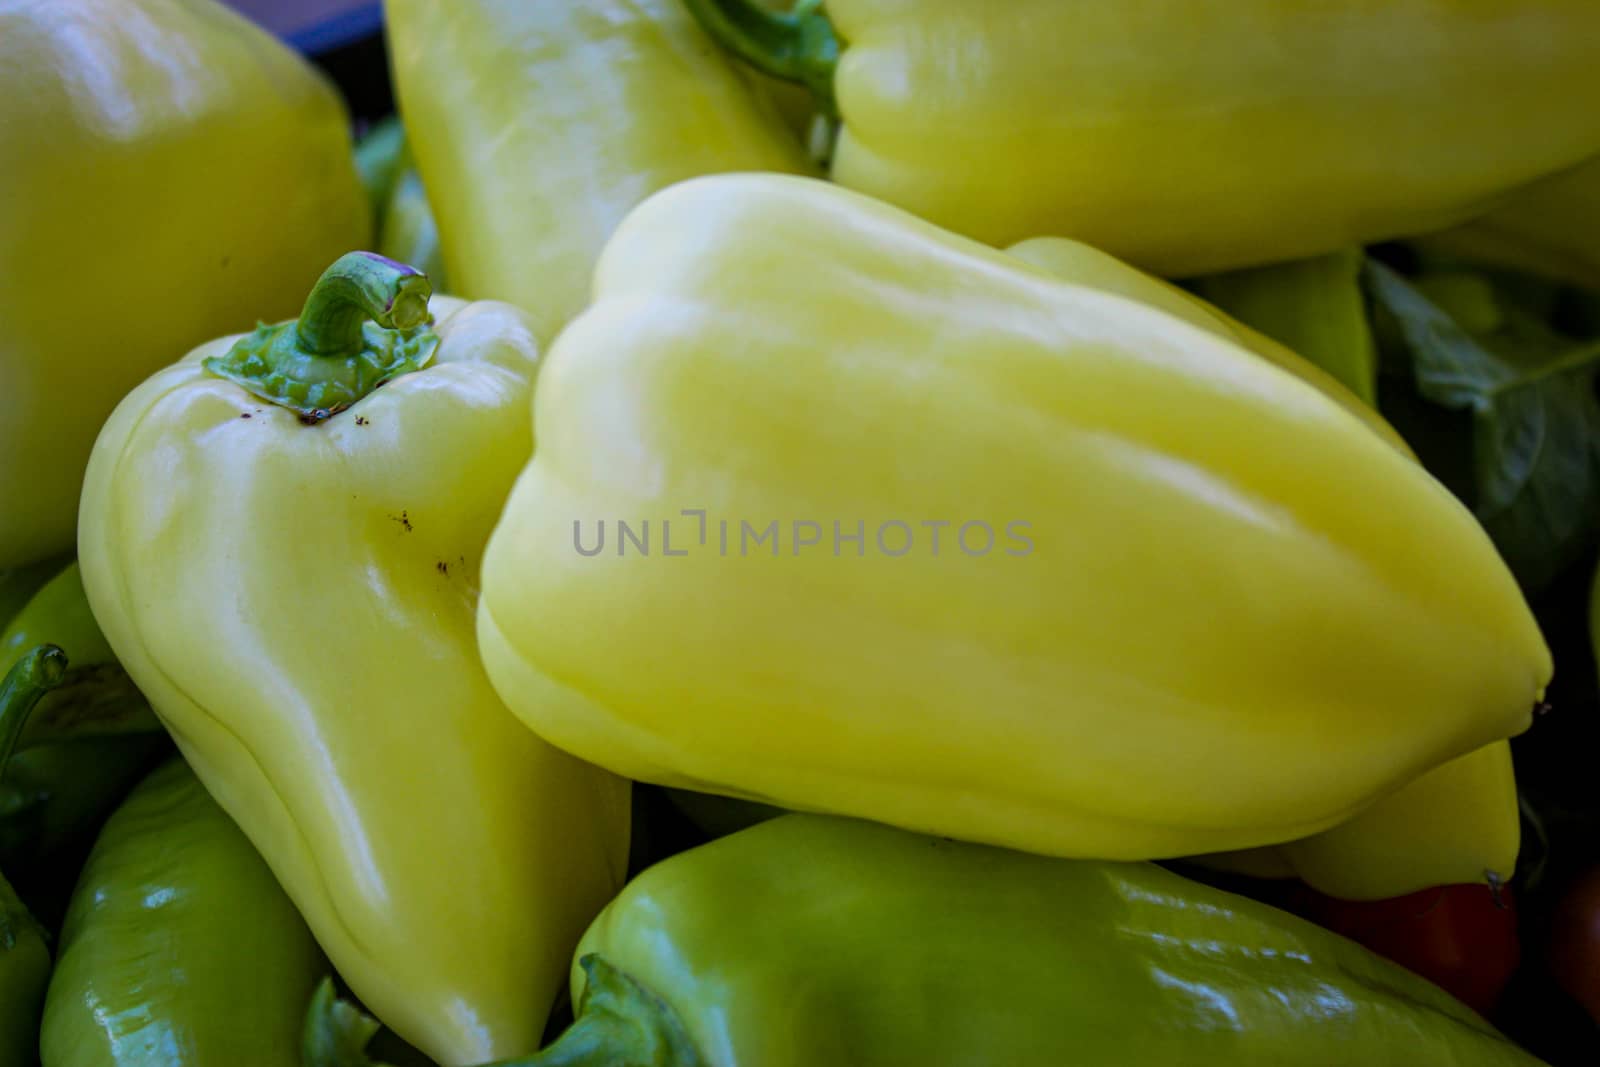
xmin=0 ymin=869 xmax=50 ymax=1067
xmin=354 ymin=117 xmax=408 ymax=233
xmin=378 ymin=149 xmax=448 ymax=291
xmin=1185 ymin=248 xmax=1380 ymax=408
xmin=0 ymin=560 xmax=65 ymax=634
xmin=40 ymin=757 xmax=325 ymax=1066
xmin=315 ymin=815 xmax=1546 ymax=1066
xmin=0 ymin=647 xmax=65 ymax=1067
xmin=0 ymin=565 xmax=168 ymax=926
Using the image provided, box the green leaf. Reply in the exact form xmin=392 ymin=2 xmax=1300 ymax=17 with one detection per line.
xmin=1365 ymin=259 xmax=1600 ymax=592
xmin=1187 ymin=247 xmax=1378 ymax=405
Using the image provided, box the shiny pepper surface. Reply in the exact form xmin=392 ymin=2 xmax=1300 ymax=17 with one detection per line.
xmin=78 ymin=255 xmax=629 ymax=1066
xmin=685 ymin=0 xmax=1600 ymax=276
xmin=479 ymin=174 xmax=1550 ymax=861
xmin=524 ymin=816 xmax=1544 ymax=1067
xmin=0 ymin=0 xmax=368 ymax=568
xmin=386 ymin=0 xmax=812 ymax=342
xmin=1004 ymin=237 xmax=1520 ymax=902
xmin=40 ymin=758 xmax=323 ymax=1066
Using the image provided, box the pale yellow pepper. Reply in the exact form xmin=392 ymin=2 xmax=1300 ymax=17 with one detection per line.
xmin=78 ymin=255 xmax=629 ymax=1066
xmin=387 ymin=0 xmax=812 ymax=343
xmin=478 ymin=174 xmax=1550 ymax=862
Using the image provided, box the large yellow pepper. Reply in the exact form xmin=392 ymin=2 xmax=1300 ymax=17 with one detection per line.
xmin=78 ymin=254 xmax=629 ymax=1066
xmin=478 ymin=174 xmax=1551 ymax=861
xmin=684 ymin=0 xmax=1600 ymax=276
xmin=1008 ymin=236 xmax=1520 ymax=900
xmin=387 ymin=0 xmax=812 ymax=343
xmin=0 ymin=0 xmax=368 ymax=568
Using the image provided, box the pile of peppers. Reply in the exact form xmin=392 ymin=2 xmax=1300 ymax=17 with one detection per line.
xmin=5 ymin=0 xmax=1600 ymax=1064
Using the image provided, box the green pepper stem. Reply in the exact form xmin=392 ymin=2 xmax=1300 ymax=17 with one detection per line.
xmin=202 ymin=251 xmax=440 ymax=422
xmin=301 ymin=956 xmax=705 ymax=1067
xmin=680 ymin=0 xmax=841 ymax=120
xmin=296 ymin=252 xmax=432 ymax=356
xmin=301 ymin=978 xmax=394 ymax=1067
xmin=0 ymin=646 xmax=67 ymax=779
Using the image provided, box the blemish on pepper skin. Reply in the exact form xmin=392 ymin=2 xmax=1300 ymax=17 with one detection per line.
xmin=239 ymin=412 xmax=251 ymax=419
xmin=390 ymin=510 xmax=413 ymax=533
xmin=220 ymin=255 xmax=231 ymax=269
xmin=436 ymin=560 xmax=449 ymax=576
xmin=355 ymin=416 xmax=369 ymax=426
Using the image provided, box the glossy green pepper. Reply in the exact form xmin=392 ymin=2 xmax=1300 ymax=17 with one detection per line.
xmin=40 ymin=757 xmax=325 ymax=1066
xmin=0 ymin=648 xmax=65 ymax=1067
xmin=312 ymin=815 xmax=1545 ymax=1067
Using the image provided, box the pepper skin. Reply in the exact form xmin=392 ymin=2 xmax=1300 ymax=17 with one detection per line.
xmin=479 ymin=173 xmax=1550 ymax=862
xmin=392 ymin=816 xmax=1542 ymax=1067
xmin=77 ymin=255 xmax=630 ymax=1065
xmin=386 ymin=0 xmax=812 ymax=343
xmin=685 ymin=0 xmax=1600 ymax=277
xmin=1419 ymin=155 xmax=1600 ymax=292
xmin=1005 ymin=236 xmax=1409 ymax=456
xmin=39 ymin=758 xmax=322 ymax=1066
xmin=1196 ymin=742 xmax=1520 ymax=902
xmin=1008 ymin=237 xmax=1519 ymax=902
xmin=0 ymin=0 xmax=369 ymax=568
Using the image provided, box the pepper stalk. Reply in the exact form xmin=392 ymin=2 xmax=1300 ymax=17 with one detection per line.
xmin=203 ymin=251 xmax=440 ymax=424
xmin=680 ymin=0 xmax=841 ymax=120
xmin=302 ymin=956 xmax=705 ymax=1067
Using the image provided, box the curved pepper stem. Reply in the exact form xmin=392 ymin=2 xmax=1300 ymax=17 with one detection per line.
xmin=0 ymin=646 xmax=68 ymax=778
xmin=300 ymin=956 xmax=705 ymax=1067
xmin=680 ymin=0 xmax=841 ymax=120
xmin=203 ymin=252 xmax=440 ymax=424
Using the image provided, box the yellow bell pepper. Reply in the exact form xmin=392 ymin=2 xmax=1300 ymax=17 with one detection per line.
xmin=685 ymin=0 xmax=1600 ymax=276
xmin=78 ymin=254 xmax=629 ymax=1066
xmin=1010 ymin=236 xmax=1520 ymax=899
xmin=386 ymin=0 xmax=812 ymax=343
xmin=478 ymin=174 xmax=1550 ymax=861
xmin=0 ymin=0 xmax=368 ymax=568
